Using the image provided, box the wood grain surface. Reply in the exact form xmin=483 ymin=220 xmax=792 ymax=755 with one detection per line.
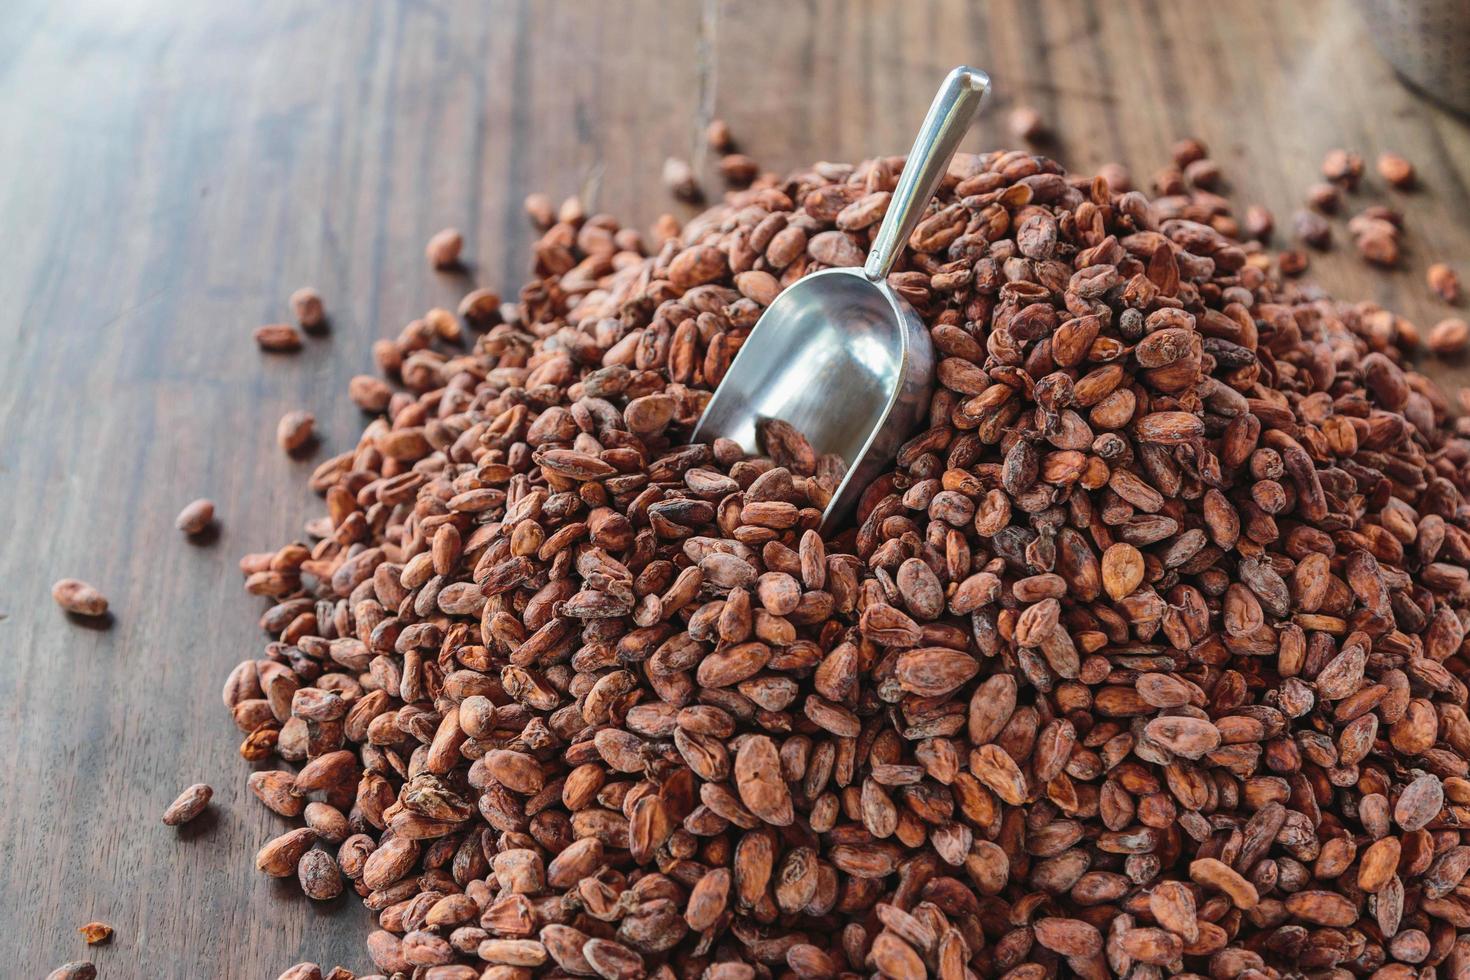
xmin=0 ymin=0 xmax=1465 ymax=975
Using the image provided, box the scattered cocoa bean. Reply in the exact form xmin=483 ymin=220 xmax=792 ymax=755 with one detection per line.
xmin=522 ymin=193 xmax=554 ymax=229
xmin=1293 ymin=208 xmax=1331 ymax=249
xmin=1378 ymin=151 xmax=1415 ymax=188
xmin=718 ymin=154 xmax=758 ymax=187
xmin=277 ymin=411 xmax=316 ymax=452
xmin=1429 ymin=318 xmax=1468 ymax=356
xmin=1306 ymin=181 xmax=1340 ymax=212
xmin=457 ymin=287 xmax=501 ymax=328
xmin=1428 ymin=262 xmax=1461 ymax=303
xmin=1243 ymin=204 xmax=1273 ymax=241
xmin=175 ymin=498 xmax=215 ymax=535
xmin=77 ymin=922 xmax=112 ymax=945
xmin=706 ymin=118 xmax=733 ymax=152
xmin=291 ymin=287 xmax=326 ymax=331
xmin=425 ymin=228 xmax=463 ymax=269
xmin=1008 ymin=105 xmax=1044 ymax=141
xmin=162 ymin=783 xmax=213 ymax=825
xmin=1323 ymin=147 xmax=1364 ymax=187
xmin=52 ymin=578 xmax=108 ymax=618
xmin=255 ymin=323 xmax=302 ymax=352
xmin=45 ymin=964 xmax=96 ymax=980
xmin=662 ymin=157 xmax=701 ymax=202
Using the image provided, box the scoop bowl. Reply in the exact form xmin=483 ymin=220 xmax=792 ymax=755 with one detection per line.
xmin=690 ymin=267 xmax=933 ymax=532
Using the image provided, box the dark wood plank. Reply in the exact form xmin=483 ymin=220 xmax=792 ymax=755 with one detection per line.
xmin=0 ymin=0 xmax=1464 ymax=976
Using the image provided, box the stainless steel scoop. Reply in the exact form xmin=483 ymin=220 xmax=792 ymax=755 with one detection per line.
xmin=691 ymin=66 xmax=991 ymax=531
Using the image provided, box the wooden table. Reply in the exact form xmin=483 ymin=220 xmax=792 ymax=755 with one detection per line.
xmin=1 ymin=0 xmax=1465 ymax=975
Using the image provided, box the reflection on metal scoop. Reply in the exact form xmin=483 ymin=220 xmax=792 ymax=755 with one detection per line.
xmin=691 ymin=67 xmax=991 ymax=533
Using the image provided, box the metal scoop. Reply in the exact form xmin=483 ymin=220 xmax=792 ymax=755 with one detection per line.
xmin=691 ymin=66 xmax=991 ymax=532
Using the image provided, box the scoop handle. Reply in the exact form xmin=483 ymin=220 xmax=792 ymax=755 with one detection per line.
xmin=864 ymin=67 xmax=990 ymax=283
